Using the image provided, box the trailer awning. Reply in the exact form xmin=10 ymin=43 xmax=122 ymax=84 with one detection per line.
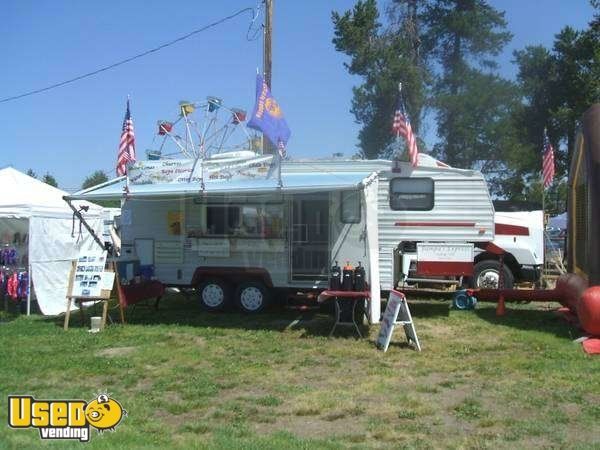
xmin=66 ymin=172 xmax=374 ymax=201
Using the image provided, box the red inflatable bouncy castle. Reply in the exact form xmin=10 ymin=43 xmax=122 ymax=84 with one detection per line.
xmin=562 ymin=103 xmax=600 ymax=336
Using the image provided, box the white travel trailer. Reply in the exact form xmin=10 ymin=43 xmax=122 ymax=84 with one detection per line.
xmin=69 ymin=153 xmax=537 ymax=323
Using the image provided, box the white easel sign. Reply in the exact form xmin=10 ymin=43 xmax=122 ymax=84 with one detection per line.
xmin=376 ymin=290 xmax=421 ymax=352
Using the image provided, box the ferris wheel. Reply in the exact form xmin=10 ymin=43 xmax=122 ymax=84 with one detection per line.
xmin=147 ymin=97 xmax=261 ymax=160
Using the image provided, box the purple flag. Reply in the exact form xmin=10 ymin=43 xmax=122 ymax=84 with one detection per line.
xmin=247 ymin=75 xmax=291 ymax=148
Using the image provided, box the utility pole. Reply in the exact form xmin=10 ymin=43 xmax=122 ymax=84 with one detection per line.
xmin=264 ymin=0 xmax=273 ymax=89
xmin=263 ymin=0 xmax=273 ymax=154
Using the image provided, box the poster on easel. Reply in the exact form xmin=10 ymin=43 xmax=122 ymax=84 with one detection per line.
xmin=64 ymin=251 xmax=116 ymax=331
xmin=72 ymin=251 xmax=107 ymax=297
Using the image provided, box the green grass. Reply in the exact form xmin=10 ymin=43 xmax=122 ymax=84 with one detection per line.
xmin=1 ymin=294 xmax=599 ymax=449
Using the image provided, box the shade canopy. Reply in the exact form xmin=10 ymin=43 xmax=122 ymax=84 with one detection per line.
xmin=67 ymin=171 xmax=373 ymax=201
xmin=0 ymin=167 xmax=101 ymax=218
xmin=0 ymin=167 xmax=104 ymax=316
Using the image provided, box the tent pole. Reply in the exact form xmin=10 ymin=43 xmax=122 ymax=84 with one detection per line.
xmin=27 ymin=231 xmax=31 ymax=315
xmin=63 ymin=198 xmax=105 ymax=250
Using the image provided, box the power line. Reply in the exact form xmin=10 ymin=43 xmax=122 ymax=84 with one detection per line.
xmin=0 ymin=7 xmax=256 ymax=104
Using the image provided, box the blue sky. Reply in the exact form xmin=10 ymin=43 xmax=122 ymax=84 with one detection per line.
xmin=0 ymin=1 xmax=595 ymax=191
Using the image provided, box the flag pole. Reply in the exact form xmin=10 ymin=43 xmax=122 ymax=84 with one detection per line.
xmin=124 ymin=96 xmax=131 ymax=201
xmin=542 ymin=128 xmax=547 ymax=227
xmin=397 ymin=82 xmax=402 ymax=151
xmin=277 ymin=140 xmax=283 ymax=189
xmin=278 ymin=153 xmax=282 ymax=189
xmin=542 ymin=180 xmax=546 ymax=225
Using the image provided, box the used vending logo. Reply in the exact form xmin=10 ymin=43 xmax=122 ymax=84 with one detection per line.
xmin=8 ymin=393 xmax=127 ymax=442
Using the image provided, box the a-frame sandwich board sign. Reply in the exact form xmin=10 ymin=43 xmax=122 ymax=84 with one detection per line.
xmin=377 ymin=290 xmax=421 ymax=352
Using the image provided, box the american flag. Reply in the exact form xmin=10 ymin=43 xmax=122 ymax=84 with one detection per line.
xmin=116 ymin=100 xmax=136 ymax=177
xmin=392 ymin=96 xmax=418 ymax=167
xmin=542 ymin=128 xmax=555 ymax=188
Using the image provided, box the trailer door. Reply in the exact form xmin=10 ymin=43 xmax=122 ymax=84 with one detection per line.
xmin=290 ymin=193 xmax=329 ymax=281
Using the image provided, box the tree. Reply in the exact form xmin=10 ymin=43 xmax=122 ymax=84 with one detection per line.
xmin=551 ymin=23 xmax=600 ymax=164
xmin=82 ymin=171 xmax=109 ymax=190
xmin=41 ymin=173 xmax=58 ymax=188
xmin=332 ymin=0 xmax=429 ymax=159
xmin=333 ymin=0 xmax=598 ymax=206
xmin=503 ymin=45 xmax=558 ymax=200
xmin=81 ymin=170 xmax=119 ymax=208
xmin=420 ymin=0 xmax=514 ymax=171
xmin=26 ymin=169 xmax=37 ymax=179
xmin=509 ymin=5 xmax=599 ymax=205
xmin=332 ymin=0 xmax=516 ymax=171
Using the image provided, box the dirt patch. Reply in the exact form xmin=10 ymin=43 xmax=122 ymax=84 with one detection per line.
xmin=253 ymin=414 xmax=366 ymax=439
xmin=133 ymin=378 xmax=153 ymax=392
xmin=165 ymin=332 xmax=206 ymax=347
xmin=163 ymin=391 xmax=184 ymax=404
xmin=96 ymin=346 xmax=137 ymax=357
xmin=156 ymin=408 xmax=201 ymax=428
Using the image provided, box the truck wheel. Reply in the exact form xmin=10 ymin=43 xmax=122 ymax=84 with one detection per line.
xmin=197 ymin=279 xmax=230 ymax=311
xmin=473 ymin=260 xmax=514 ymax=289
xmin=236 ymin=282 xmax=269 ymax=313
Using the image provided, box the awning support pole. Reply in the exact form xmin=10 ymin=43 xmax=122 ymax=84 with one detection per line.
xmin=64 ymin=198 xmax=105 ymax=250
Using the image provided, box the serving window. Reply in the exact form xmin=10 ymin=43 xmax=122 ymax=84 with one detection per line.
xmin=205 ymin=204 xmax=283 ymax=238
xmin=389 ymin=178 xmax=434 ymax=211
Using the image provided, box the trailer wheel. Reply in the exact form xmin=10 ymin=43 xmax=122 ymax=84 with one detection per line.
xmin=473 ymin=260 xmax=514 ymax=289
xmin=236 ymin=282 xmax=269 ymax=313
xmin=197 ymin=279 xmax=230 ymax=311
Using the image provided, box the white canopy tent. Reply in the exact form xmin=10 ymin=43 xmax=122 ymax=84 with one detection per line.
xmin=0 ymin=167 xmax=105 ymax=315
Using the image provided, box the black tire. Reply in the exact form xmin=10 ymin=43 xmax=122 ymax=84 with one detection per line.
xmin=235 ymin=281 xmax=270 ymax=313
xmin=473 ymin=260 xmax=514 ymax=289
xmin=197 ymin=278 xmax=231 ymax=311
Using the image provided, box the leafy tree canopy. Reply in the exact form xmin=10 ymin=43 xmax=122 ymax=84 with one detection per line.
xmin=41 ymin=173 xmax=58 ymax=188
xmin=82 ymin=170 xmax=109 ymax=190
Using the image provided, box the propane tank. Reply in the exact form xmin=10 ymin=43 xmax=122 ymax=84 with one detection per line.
xmin=329 ymin=261 xmax=341 ymax=291
xmin=354 ymin=261 xmax=366 ymax=291
xmin=342 ymin=261 xmax=354 ymax=291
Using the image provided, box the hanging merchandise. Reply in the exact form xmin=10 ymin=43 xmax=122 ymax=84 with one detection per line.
xmin=7 ymin=272 xmax=18 ymax=301
xmin=17 ymin=272 xmax=29 ymax=300
xmin=1 ymin=246 xmax=17 ymax=266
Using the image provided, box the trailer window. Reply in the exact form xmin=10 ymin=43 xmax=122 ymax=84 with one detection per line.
xmin=206 ymin=206 xmax=240 ymax=235
xmin=389 ymin=178 xmax=434 ymax=210
xmin=206 ymin=204 xmax=284 ymax=238
xmin=341 ymin=191 xmax=360 ymax=223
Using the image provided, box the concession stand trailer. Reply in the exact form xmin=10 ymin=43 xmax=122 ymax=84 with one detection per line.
xmin=68 ymin=153 xmax=498 ymax=323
